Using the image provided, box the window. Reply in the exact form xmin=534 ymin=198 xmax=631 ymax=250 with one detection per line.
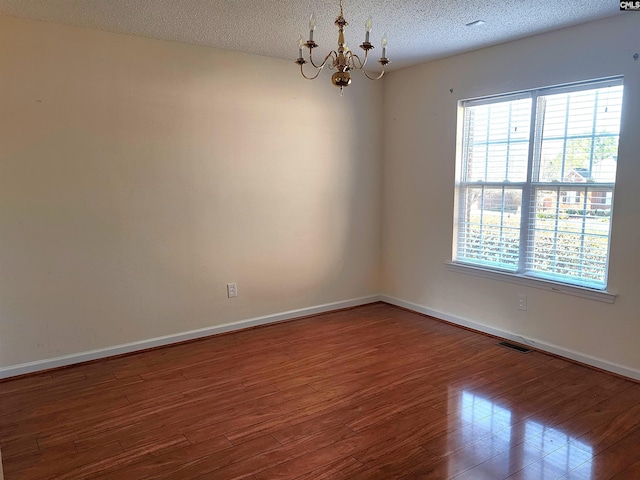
xmin=453 ymin=78 xmax=623 ymax=290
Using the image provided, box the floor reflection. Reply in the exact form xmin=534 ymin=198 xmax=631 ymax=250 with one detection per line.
xmin=447 ymin=390 xmax=593 ymax=479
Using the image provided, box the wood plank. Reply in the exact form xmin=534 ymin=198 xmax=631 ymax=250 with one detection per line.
xmin=558 ymin=427 xmax=640 ymax=479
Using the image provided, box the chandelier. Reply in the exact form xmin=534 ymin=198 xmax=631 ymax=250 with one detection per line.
xmin=295 ymin=0 xmax=389 ymax=95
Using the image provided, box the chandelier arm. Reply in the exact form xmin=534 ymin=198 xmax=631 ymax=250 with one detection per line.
xmin=299 ymin=63 xmax=324 ymax=80
xmin=361 ymin=67 xmax=386 ymax=81
xmin=348 ymin=52 xmax=367 ymax=70
xmin=309 ymin=49 xmax=337 ymax=70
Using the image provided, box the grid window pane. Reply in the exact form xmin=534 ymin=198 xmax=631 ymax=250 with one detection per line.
xmin=527 ymin=187 xmax=611 ymax=287
xmin=463 ymin=99 xmax=531 ymax=183
xmin=457 ymin=186 xmax=522 ymax=271
xmin=537 ymin=85 xmax=622 ymax=183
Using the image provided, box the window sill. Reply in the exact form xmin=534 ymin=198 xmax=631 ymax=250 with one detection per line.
xmin=445 ymin=261 xmax=616 ymax=304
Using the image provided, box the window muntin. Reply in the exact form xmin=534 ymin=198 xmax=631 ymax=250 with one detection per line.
xmin=455 ymin=79 xmax=623 ymax=290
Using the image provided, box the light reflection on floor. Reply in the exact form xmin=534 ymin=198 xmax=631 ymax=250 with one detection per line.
xmin=447 ymin=390 xmax=593 ymax=479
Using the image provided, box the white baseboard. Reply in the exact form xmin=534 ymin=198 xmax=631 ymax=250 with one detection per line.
xmin=0 ymin=295 xmax=380 ymax=380
xmin=3 ymin=294 xmax=638 ymax=382
xmin=380 ymin=294 xmax=640 ymax=382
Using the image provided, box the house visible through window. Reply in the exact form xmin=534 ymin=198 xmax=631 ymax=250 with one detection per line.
xmin=453 ymin=78 xmax=623 ymax=290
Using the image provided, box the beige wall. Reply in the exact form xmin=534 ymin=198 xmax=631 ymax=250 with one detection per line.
xmin=0 ymin=16 xmax=383 ymax=367
xmin=382 ymin=14 xmax=640 ymax=373
xmin=2 ymin=12 xmax=639 ymax=378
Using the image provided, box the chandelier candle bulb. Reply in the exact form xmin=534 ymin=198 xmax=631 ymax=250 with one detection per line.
xmin=298 ymin=35 xmax=304 ymax=58
xmin=365 ymin=17 xmax=372 ymax=43
xmin=309 ymin=13 xmax=316 ymax=41
xmin=381 ymin=34 xmax=387 ymax=57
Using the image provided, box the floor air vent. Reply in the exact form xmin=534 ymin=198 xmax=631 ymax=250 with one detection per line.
xmin=498 ymin=341 xmax=532 ymax=354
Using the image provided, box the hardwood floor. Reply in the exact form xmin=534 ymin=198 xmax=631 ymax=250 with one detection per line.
xmin=1 ymin=302 xmax=640 ymax=479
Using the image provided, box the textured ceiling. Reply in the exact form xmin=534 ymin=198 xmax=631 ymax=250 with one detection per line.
xmin=0 ymin=0 xmax=623 ymax=71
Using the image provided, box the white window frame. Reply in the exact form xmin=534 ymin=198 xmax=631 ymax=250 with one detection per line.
xmin=450 ymin=77 xmax=622 ymax=303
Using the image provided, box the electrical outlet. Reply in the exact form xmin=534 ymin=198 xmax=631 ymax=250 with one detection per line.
xmin=518 ymin=294 xmax=527 ymax=311
xmin=227 ymin=282 xmax=237 ymax=298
